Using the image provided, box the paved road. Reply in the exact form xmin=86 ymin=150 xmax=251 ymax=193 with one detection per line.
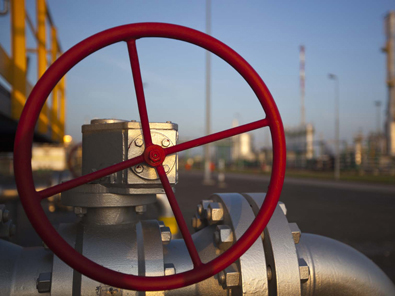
xmin=176 ymin=171 xmax=395 ymax=282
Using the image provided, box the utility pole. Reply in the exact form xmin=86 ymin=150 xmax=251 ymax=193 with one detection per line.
xmin=329 ymin=74 xmax=340 ymax=180
xmin=383 ymin=11 xmax=395 ymax=156
xmin=203 ymin=0 xmax=214 ymax=185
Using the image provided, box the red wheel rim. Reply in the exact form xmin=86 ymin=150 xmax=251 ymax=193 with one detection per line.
xmin=14 ymin=23 xmax=286 ymax=291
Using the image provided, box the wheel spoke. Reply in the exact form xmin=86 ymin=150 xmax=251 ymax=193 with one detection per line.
xmin=38 ymin=155 xmax=145 ymax=200
xmin=156 ymin=165 xmax=202 ymax=268
xmin=127 ymin=39 xmax=152 ymax=146
xmin=165 ymin=118 xmax=269 ymax=155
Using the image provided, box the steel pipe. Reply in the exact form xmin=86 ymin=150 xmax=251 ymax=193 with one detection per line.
xmin=297 ymin=233 xmax=395 ymax=296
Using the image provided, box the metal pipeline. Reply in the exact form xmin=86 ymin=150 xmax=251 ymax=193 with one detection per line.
xmin=297 ymin=233 xmax=395 ymax=296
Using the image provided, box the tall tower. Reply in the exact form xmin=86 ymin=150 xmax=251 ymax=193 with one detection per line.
xmin=300 ymin=45 xmax=306 ymax=126
xmin=383 ymin=11 xmax=395 ymax=156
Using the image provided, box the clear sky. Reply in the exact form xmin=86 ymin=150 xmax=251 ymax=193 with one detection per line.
xmin=1 ymin=1 xmax=395 ymax=150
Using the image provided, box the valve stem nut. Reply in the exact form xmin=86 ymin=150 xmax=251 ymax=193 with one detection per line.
xmin=160 ymin=226 xmax=172 ymax=245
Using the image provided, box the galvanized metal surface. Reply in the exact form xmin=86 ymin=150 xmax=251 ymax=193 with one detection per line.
xmin=80 ymin=223 xmax=138 ymax=295
xmin=61 ymin=184 xmax=157 ymax=208
xmin=82 ymin=120 xmax=178 ymax=191
xmin=128 ymin=132 xmax=177 ymax=181
xmin=243 ymin=193 xmax=301 ymax=296
xmin=136 ymin=220 xmax=165 ymax=296
xmin=51 ymin=223 xmax=82 ymax=296
xmin=213 ymin=193 xmax=269 ymax=295
xmin=0 ymin=239 xmax=52 ymax=296
xmin=81 ymin=207 xmax=139 ymax=225
xmin=297 ymin=233 xmax=395 ymax=296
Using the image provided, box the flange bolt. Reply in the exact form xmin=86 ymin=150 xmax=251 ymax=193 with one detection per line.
xmin=135 ymin=138 xmax=144 ymax=147
xmin=207 ymin=202 xmax=224 ymax=224
xmin=162 ymin=138 xmax=171 ymax=147
xmin=135 ymin=205 xmax=146 ymax=214
xmin=191 ymin=214 xmax=203 ymax=230
xmin=217 ymin=264 xmax=240 ymax=289
xmin=214 ymin=225 xmax=234 ymax=250
xmin=160 ymin=226 xmax=172 ymax=245
xmin=135 ymin=165 xmax=144 ymax=174
xmin=164 ymin=263 xmax=176 ymax=276
xmin=36 ymin=272 xmax=52 ymax=293
xmin=2 ymin=209 xmax=10 ymax=223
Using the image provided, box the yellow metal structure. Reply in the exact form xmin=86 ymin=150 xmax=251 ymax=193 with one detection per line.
xmin=0 ymin=0 xmax=65 ymax=143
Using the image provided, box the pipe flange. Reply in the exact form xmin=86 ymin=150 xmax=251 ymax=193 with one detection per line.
xmin=212 ymin=193 xmax=269 ymax=295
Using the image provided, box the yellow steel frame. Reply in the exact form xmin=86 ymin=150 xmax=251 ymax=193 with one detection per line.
xmin=1 ymin=0 xmax=66 ymax=143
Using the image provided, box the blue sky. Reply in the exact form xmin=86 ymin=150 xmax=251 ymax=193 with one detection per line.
xmin=1 ymin=1 xmax=394 ymax=150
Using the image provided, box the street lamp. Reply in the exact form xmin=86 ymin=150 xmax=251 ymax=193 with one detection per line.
xmin=328 ymin=73 xmax=340 ymax=180
xmin=203 ymin=0 xmax=214 ymax=185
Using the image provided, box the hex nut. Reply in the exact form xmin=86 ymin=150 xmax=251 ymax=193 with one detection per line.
xmin=299 ymin=258 xmax=310 ymax=282
xmin=207 ymin=202 xmax=224 ymax=224
xmin=135 ymin=205 xmax=146 ymax=214
xmin=74 ymin=207 xmax=87 ymax=216
xmin=289 ymin=222 xmax=301 ymax=244
xmin=134 ymin=165 xmax=144 ymax=174
xmin=197 ymin=204 xmax=203 ymax=215
xmin=135 ymin=138 xmax=144 ymax=147
xmin=191 ymin=214 xmax=203 ymax=230
xmin=218 ymin=270 xmax=226 ymax=285
xmin=163 ymin=164 xmax=170 ymax=173
xmin=42 ymin=241 xmax=49 ymax=250
xmin=278 ymin=202 xmax=287 ymax=215
xmin=217 ymin=264 xmax=240 ymax=289
xmin=0 ymin=220 xmax=15 ymax=238
xmin=161 ymin=138 xmax=171 ymax=147
xmin=36 ymin=272 xmax=52 ymax=293
xmin=160 ymin=226 xmax=172 ymax=244
xmin=158 ymin=220 xmax=165 ymax=228
xmin=214 ymin=225 xmax=234 ymax=250
xmin=267 ymin=265 xmax=273 ymax=281
xmin=2 ymin=209 xmax=10 ymax=223
xmin=197 ymin=200 xmax=213 ymax=218
xmin=164 ymin=263 xmax=176 ymax=276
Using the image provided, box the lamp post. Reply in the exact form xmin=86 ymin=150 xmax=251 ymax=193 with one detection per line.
xmin=203 ymin=0 xmax=214 ymax=185
xmin=328 ymin=74 xmax=340 ymax=180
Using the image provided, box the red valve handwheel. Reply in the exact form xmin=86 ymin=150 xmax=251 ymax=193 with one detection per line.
xmin=14 ymin=23 xmax=286 ymax=291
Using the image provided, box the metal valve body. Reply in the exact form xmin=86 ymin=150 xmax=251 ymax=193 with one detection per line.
xmin=1 ymin=119 xmax=395 ymax=296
